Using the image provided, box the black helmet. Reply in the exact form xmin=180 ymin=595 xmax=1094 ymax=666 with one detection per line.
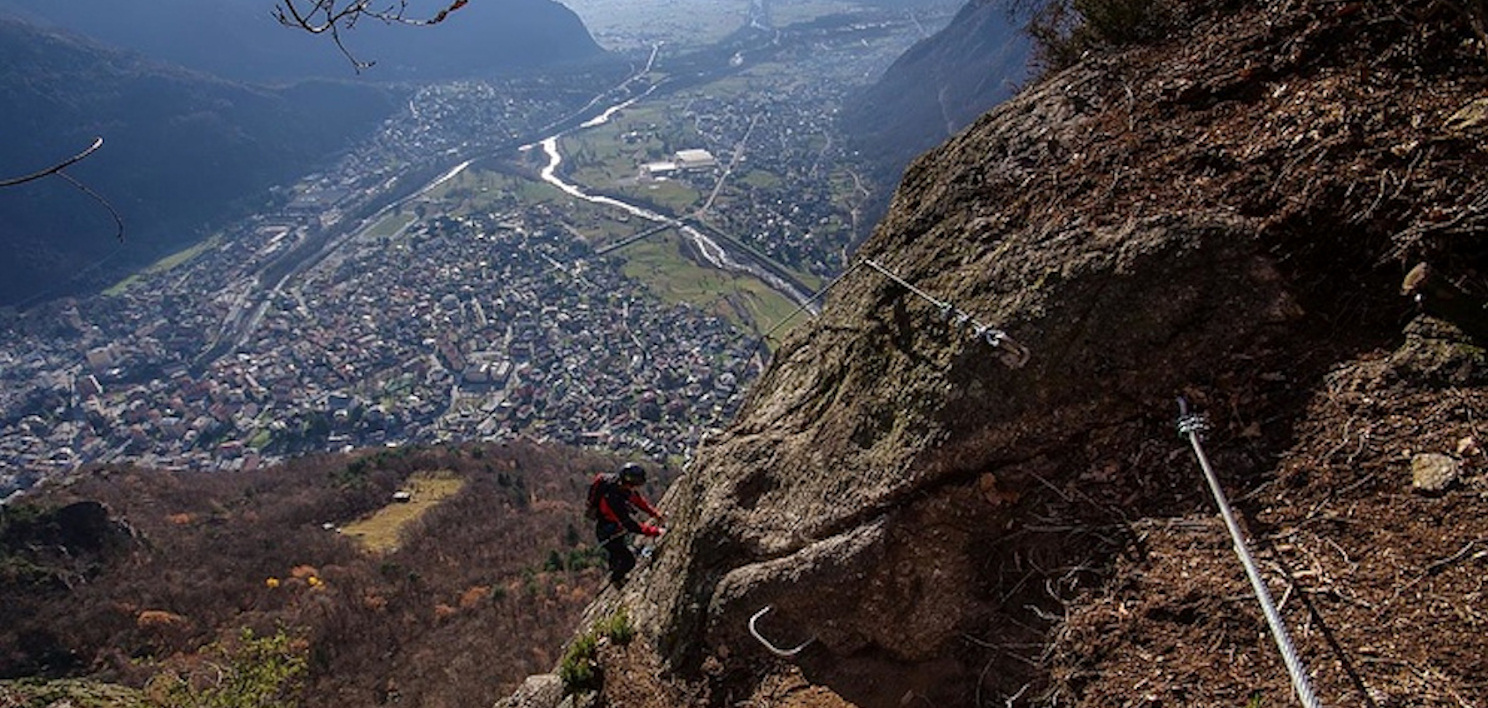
xmin=618 ymin=462 xmax=646 ymax=485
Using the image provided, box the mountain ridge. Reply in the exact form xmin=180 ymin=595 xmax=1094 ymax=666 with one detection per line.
xmin=838 ymin=0 xmax=1031 ymax=234
xmin=0 ymin=0 xmax=605 ymax=82
xmin=0 ymin=15 xmax=403 ymax=307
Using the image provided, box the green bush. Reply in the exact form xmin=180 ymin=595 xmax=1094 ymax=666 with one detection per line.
xmin=0 ymin=677 xmax=150 ymax=708
xmin=147 ymin=627 xmax=308 ymax=708
xmin=557 ymin=607 xmax=635 ymax=696
xmin=557 ymin=632 xmax=599 ymax=696
xmin=599 ymin=607 xmax=635 ymax=646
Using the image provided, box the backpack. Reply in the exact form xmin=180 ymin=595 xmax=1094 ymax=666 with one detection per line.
xmin=584 ymin=473 xmax=609 ymax=520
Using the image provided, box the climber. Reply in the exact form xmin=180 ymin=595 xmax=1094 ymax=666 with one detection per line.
xmin=587 ymin=462 xmax=665 ymax=587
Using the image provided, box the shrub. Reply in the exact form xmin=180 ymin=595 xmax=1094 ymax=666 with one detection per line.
xmin=146 ymin=627 xmax=308 ymax=708
xmin=557 ymin=632 xmax=599 ymax=695
xmin=599 ymin=607 xmax=635 ymax=646
xmin=557 ymin=608 xmax=636 ymax=696
xmin=1022 ymin=0 xmax=1172 ymax=68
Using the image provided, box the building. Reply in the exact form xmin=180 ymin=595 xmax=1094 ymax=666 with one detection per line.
xmin=642 ymin=149 xmax=719 ymax=179
xmin=674 ymin=149 xmax=718 ymax=170
xmin=643 ymin=161 xmax=679 ymax=178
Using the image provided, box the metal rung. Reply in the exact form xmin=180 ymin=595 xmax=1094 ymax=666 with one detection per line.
xmin=748 ymin=606 xmax=815 ymax=657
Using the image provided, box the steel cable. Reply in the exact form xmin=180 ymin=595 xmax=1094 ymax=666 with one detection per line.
xmin=1177 ymin=398 xmax=1323 ymax=708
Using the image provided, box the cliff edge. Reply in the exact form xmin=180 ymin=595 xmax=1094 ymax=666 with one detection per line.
xmin=516 ymin=1 xmax=1488 ymax=705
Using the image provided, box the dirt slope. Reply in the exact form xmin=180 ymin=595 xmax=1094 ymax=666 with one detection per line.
xmin=518 ymin=2 xmax=1488 ymax=706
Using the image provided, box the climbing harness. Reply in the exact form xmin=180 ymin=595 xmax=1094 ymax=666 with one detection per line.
xmin=748 ymin=605 xmax=815 ymax=657
xmin=1177 ymin=398 xmax=1323 ymax=708
xmin=755 ymin=257 xmax=1030 ymax=369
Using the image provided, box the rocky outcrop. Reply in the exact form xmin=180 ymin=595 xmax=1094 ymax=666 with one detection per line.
xmin=552 ymin=1 xmax=1488 ymax=705
xmin=498 ymin=674 xmax=563 ymax=708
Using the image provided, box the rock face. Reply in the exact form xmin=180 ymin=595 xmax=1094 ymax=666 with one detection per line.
xmin=498 ymin=674 xmax=563 ymax=708
xmin=556 ymin=1 xmax=1488 ymax=706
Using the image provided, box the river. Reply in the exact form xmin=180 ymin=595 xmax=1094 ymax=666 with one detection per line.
xmin=203 ymin=35 xmax=825 ymax=371
xmin=524 ymin=109 xmax=817 ymax=310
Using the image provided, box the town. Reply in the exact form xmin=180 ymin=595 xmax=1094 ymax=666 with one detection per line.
xmin=0 ymin=6 xmax=952 ymax=498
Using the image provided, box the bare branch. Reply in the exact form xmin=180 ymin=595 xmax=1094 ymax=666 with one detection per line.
xmin=0 ymin=136 xmax=125 ymax=242
xmin=54 ymin=171 xmax=125 ymax=243
xmin=273 ymin=0 xmax=470 ymax=71
xmin=0 ymin=136 xmax=104 ymax=187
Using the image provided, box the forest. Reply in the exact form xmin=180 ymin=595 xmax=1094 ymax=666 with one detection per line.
xmin=0 ymin=440 xmax=673 ymax=705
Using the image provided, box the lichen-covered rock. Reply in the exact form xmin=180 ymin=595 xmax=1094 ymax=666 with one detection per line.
xmin=497 ymin=673 xmax=563 ymax=708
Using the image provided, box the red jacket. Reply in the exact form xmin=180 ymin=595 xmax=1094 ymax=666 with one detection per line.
xmin=591 ymin=473 xmax=661 ymax=536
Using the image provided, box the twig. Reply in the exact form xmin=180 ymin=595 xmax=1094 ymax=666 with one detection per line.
xmin=1423 ymin=539 xmax=1487 ymax=576
xmin=1005 ymin=683 xmax=1031 ymax=708
xmin=0 ymin=136 xmax=103 ymax=187
xmin=55 ymin=171 xmax=125 ymax=242
xmin=274 ymin=0 xmax=470 ymax=71
xmin=1029 ymin=472 xmax=1072 ymax=503
xmin=0 ymin=137 xmax=124 ymax=242
xmin=963 ymin=634 xmax=1043 ymax=667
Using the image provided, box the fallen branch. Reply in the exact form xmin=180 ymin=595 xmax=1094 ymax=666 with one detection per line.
xmin=1423 ymin=538 xmax=1487 ymax=576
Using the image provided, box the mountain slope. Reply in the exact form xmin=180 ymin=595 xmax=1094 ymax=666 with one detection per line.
xmin=839 ymin=0 xmax=1030 ymax=225
xmin=523 ymin=1 xmax=1488 ymax=706
xmin=0 ymin=17 xmax=398 ymax=307
xmin=0 ymin=0 xmax=604 ymax=82
xmin=0 ymin=442 xmax=652 ymax=705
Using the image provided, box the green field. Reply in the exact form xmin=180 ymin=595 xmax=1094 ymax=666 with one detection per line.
xmin=367 ymin=212 xmax=416 ymax=238
xmin=104 ymin=235 xmax=222 ymax=295
xmin=556 ymin=103 xmax=707 ymax=213
xmin=341 ymin=471 xmax=466 ymax=553
xmin=620 ymin=233 xmax=799 ymax=336
xmin=418 ymin=169 xmax=545 ymax=215
xmin=738 ymin=169 xmax=784 ymax=190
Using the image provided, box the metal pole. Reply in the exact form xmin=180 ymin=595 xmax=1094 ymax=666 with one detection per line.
xmin=748 ymin=606 xmax=815 ymax=657
xmin=1177 ymin=398 xmax=1322 ymax=708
